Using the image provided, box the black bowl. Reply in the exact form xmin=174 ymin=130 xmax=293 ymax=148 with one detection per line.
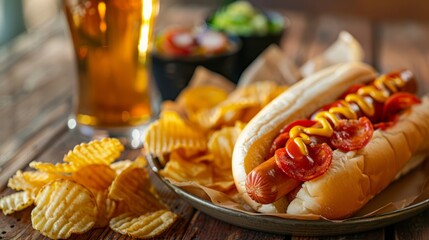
xmin=151 ymin=36 xmax=241 ymax=101
xmin=206 ymin=11 xmax=289 ymax=82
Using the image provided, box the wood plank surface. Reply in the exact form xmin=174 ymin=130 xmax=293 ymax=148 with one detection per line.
xmin=376 ymin=21 xmax=429 ymax=95
xmin=394 ymin=211 xmax=429 ymax=239
xmin=303 ymin=14 xmax=374 ymax=64
xmin=254 ymin=0 xmax=429 ymax=21
xmin=0 ymin=31 xmax=75 ymax=169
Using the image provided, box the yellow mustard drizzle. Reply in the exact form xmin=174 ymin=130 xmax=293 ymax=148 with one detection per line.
xmin=288 ymin=74 xmax=406 ymax=156
xmin=328 ymin=100 xmax=358 ymax=120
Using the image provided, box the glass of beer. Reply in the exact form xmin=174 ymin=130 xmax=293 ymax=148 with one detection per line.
xmin=64 ymin=0 xmax=160 ymax=148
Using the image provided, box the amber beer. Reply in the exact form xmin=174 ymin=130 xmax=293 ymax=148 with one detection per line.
xmin=64 ymin=0 xmax=159 ymax=128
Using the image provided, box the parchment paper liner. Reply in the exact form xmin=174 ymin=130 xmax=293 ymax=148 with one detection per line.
xmin=159 ymin=158 xmax=429 ymax=221
xmin=152 ymin=31 xmax=429 ymax=222
xmin=299 ymin=31 xmax=364 ymax=78
xmin=237 ymin=45 xmax=301 ymax=87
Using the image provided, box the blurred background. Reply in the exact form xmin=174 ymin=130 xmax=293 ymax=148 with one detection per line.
xmin=0 ymin=0 xmax=428 ymax=48
xmin=0 ymin=0 xmax=59 ymax=46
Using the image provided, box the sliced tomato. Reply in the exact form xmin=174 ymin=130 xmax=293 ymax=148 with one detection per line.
xmin=330 ymin=117 xmax=373 ymax=152
xmin=382 ymin=92 xmax=421 ymax=122
xmin=161 ymin=28 xmax=195 ymax=56
xmin=275 ymin=139 xmax=333 ymax=181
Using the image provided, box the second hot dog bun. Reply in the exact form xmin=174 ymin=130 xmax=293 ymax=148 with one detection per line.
xmin=232 ymin=62 xmax=377 ymax=213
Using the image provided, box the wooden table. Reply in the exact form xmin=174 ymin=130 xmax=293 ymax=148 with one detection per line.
xmin=1 ymin=3 xmax=429 ymax=239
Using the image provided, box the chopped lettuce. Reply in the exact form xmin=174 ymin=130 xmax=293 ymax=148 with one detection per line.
xmin=210 ymin=1 xmax=284 ymax=36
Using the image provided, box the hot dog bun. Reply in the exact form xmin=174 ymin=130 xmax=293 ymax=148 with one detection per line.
xmin=232 ymin=62 xmax=377 ymax=213
xmin=232 ymin=62 xmax=429 ymax=218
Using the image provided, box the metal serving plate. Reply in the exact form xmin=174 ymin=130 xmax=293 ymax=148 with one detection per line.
xmin=147 ymin=155 xmax=429 ymax=236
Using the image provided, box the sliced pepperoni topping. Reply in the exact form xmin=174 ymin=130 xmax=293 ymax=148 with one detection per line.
xmin=382 ymin=92 xmax=421 ymax=122
xmin=275 ymin=139 xmax=333 ymax=181
xmin=330 ymin=117 xmax=373 ymax=152
xmin=269 ymin=119 xmax=318 ymax=158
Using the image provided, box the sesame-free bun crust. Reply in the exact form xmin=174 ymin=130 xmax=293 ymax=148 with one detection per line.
xmin=232 ymin=62 xmax=377 ymax=214
xmin=232 ymin=62 xmax=429 ymax=219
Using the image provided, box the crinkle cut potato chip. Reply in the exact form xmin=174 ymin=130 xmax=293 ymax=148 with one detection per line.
xmin=191 ymin=81 xmax=285 ymax=129
xmin=8 ymin=170 xmax=62 ymax=195
xmin=1 ymin=137 xmax=180 ymax=238
xmin=110 ymin=160 xmax=134 ymax=175
xmin=29 ymin=137 xmax=125 ymax=174
xmin=191 ymin=106 xmax=242 ymax=130
xmin=231 ymin=81 xmax=286 ymax=106
xmin=111 ymin=200 xmax=132 ymax=219
xmin=92 ymin=190 xmax=116 ymax=228
xmin=109 ymin=157 xmax=146 ymax=176
xmin=143 ymin=111 xmax=207 ymax=162
xmin=64 ymin=138 xmax=124 ymax=165
xmin=160 ymin=151 xmax=213 ymax=186
xmin=208 ymin=123 xmax=245 ymax=170
xmin=109 ymin=166 xmax=166 ymax=215
xmin=31 ymin=179 xmax=98 ymax=239
xmin=29 ymin=161 xmax=80 ymax=174
xmin=176 ymin=123 xmax=242 ymax=192
xmin=0 ymin=191 xmax=34 ymax=215
xmin=110 ymin=210 xmax=178 ymax=239
xmin=142 ymin=81 xmax=288 ymax=195
xmin=177 ymin=86 xmax=229 ymax=114
xmin=72 ymin=164 xmax=116 ymax=191
xmin=132 ymin=156 xmax=148 ymax=168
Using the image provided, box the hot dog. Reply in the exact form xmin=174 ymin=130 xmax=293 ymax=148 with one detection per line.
xmin=232 ymin=62 xmax=429 ymax=219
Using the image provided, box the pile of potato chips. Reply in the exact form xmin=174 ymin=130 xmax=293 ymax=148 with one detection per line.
xmin=143 ymin=81 xmax=287 ymax=194
xmin=0 ymin=138 xmax=177 ymax=239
